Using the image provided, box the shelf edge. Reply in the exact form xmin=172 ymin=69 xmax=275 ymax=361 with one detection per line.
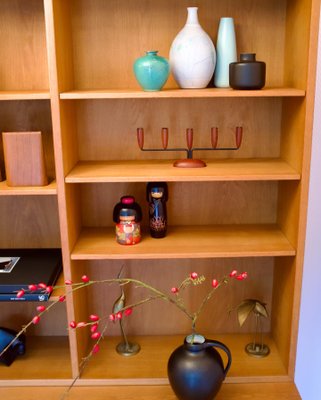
xmin=0 ymin=180 xmax=57 ymax=196
xmin=60 ymin=88 xmax=306 ymax=100
xmin=0 ymin=91 xmax=51 ymax=101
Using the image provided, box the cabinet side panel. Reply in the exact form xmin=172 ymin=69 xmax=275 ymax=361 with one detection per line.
xmin=0 ymin=0 xmax=49 ymax=90
xmin=0 ymin=101 xmax=55 ymax=182
xmin=271 ymin=257 xmax=295 ymax=373
xmin=277 ymin=0 xmax=321 ymax=377
xmin=68 ymin=260 xmax=90 ymax=377
xmin=284 ymin=0 xmax=312 ymax=88
xmin=51 ymin=0 xmax=75 ymax=92
xmin=0 ymin=302 xmax=68 ymax=336
xmin=80 ymin=258 xmax=273 ymax=336
xmin=0 ymin=196 xmax=60 ymax=248
xmin=69 ymin=0 xmax=286 ymax=89
xmin=76 ymin=99 xmax=282 ymax=161
xmin=60 ymin=101 xmax=79 ymax=176
xmin=80 ymin=182 xmax=278 ymax=228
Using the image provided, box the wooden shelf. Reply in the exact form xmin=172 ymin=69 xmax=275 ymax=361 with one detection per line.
xmin=79 ymin=334 xmax=287 ymax=382
xmin=0 ymin=336 xmax=71 ymax=382
xmin=0 ymin=334 xmax=289 ymax=387
xmin=60 ymin=87 xmax=305 ymax=100
xmin=65 ymin=159 xmax=300 ymax=183
xmin=0 ymin=91 xmax=50 ymax=101
xmin=71 ymin=225 xmax=295 ymax=260
xmin=0 ymin=382 xmax=301 ymax=400
xmin=0 ymin=180 xmax=57 ymax=196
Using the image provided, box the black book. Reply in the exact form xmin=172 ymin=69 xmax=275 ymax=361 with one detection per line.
xmin=0 ymin=249 xmax=62 ymax=295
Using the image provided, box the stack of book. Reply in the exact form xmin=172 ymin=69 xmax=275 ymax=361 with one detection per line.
xmin=0 ymin=249 xmax=62 ymax=301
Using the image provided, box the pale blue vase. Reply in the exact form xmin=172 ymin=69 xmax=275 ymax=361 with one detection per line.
xmin=133 ymin=51 xmax=170 ymax=91
xmin=214 ymin=18 xmax=237 ymax=88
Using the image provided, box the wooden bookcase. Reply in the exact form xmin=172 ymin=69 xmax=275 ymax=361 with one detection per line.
xmin=0 ymin=0 xmax=320 ymax=397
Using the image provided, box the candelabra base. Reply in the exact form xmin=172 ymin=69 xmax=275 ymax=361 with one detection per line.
xmin=245 ymin=342 xmax=270 ymax=358
xmin=116 ymin=341 xmax=141 ymax=357
xmin=173 ymin=158 xmax=207 ymax=168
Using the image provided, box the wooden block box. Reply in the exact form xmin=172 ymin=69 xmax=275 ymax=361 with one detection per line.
xmin=2 ymin=131 xmax=48 ymax=187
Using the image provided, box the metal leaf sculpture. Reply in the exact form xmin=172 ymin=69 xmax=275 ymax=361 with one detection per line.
xmin=236 ymin=299 xmax=268 ymax=327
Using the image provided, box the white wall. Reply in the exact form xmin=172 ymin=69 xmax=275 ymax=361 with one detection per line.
xmin=295 ymin=11 xmax=321 ymax=400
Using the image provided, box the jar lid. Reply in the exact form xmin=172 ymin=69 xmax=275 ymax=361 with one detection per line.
xmin=240 ymin=53 xmax=256 ymax=62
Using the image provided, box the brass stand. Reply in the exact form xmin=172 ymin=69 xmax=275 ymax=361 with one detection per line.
xmin=115 ymin=318 xmax=140 ymax=356
xmin=113 ymin=268 xmax=140 ymax=357
xmin=245 ymin=313 xmax=270 ymax=358
xmin=245 ymin=342 xmax=270 ymax=358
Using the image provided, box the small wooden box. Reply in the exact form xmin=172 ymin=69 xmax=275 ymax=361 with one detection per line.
xmin=2 ymin=131 xmax=48 ymax=187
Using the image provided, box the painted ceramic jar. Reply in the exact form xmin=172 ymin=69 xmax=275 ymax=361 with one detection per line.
xmin=113 ymin=196 xmax=142 ymax=245
xmin=133 ymin=51 xmax=170 ymax=91
xmin=169 ymin=7 xmax=216 ymax=89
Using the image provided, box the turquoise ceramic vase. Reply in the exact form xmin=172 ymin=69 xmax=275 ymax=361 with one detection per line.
xmin=133 ymin=51 xmax=170 ymax=91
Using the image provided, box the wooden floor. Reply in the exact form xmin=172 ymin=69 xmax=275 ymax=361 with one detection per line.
xmin=0 ymin=383 xmax=301 ymax=400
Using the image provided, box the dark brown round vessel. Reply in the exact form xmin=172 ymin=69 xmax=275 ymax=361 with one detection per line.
xmin=167 ymin=334 xmax=232 ymax=400
xmin=229 ymin=53 xmax=266 ymax=90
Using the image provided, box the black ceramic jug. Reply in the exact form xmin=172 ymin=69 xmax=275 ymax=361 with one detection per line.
xmin=167 ymin=334 xmax=232 ymax=400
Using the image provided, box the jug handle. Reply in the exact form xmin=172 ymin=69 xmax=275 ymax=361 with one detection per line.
xmin=204 ymin=339 xmax=232 ymax=377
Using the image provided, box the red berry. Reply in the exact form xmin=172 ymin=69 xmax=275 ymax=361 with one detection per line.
xmin=241 ymin=272 xmax=248 ymax=279
xmin=28 ymin=284 xmax=37 ymax=292
xmin=38 ymin=282 xmax=47 ymax=289
xmin=32 ymin=316 xmax=40 ymax=324
xmin=65 ymin=279 xmax=73 ymax=285
xmin=16 ymin=290 xmax=25 ymax=298
xmin=116 ymin=311 xmax=122 ymax=320
xmin=171 ymin=287 xmax=179 ymax=294
xmin=109 ymin=314 xmax=116 ymax=322
xmin=59 ymin=295 xmax=66 ymax=302
xmin=89 ymin=314 xmax=100 ymax=322
xmin=124 ymin=308 xmax=133 ymax=316
xmin=212 ymin=279 xmax=219 ymax=288
xmin=91 ymin=332 xmax=101 ymax=340
xmin=92 ymin=344 xmax=100 ymax=354
xmin=46 ymin=286 xmax=53 ymax=293
xmin=91 ymin=324 xmax=98 ymax=333
xmin=236 ymin=274 xmax=246 ymax=280
xmin=81 ymin=275 xmax=90 ymax=283
xmin=36 ymin=305 xmax=46 ymax=312
xmin=69 ymin=321 xmax=77 ymax=329
xmin=229 ymin=270 xmax=238 ymax=278
xmin=190 ymin=272 xmax=198 ymax=280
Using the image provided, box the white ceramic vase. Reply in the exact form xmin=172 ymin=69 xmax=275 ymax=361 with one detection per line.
xmin=214 ymin=17 xmax=237 ymax=88
xmin=169 ymin=7 xmax=216 ymax=89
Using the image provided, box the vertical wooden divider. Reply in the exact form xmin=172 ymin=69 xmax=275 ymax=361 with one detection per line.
xmin=43 ymin=0 xmax=84 ymax=378
xmin=275 ymin=0 xmax=321 ymax=379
